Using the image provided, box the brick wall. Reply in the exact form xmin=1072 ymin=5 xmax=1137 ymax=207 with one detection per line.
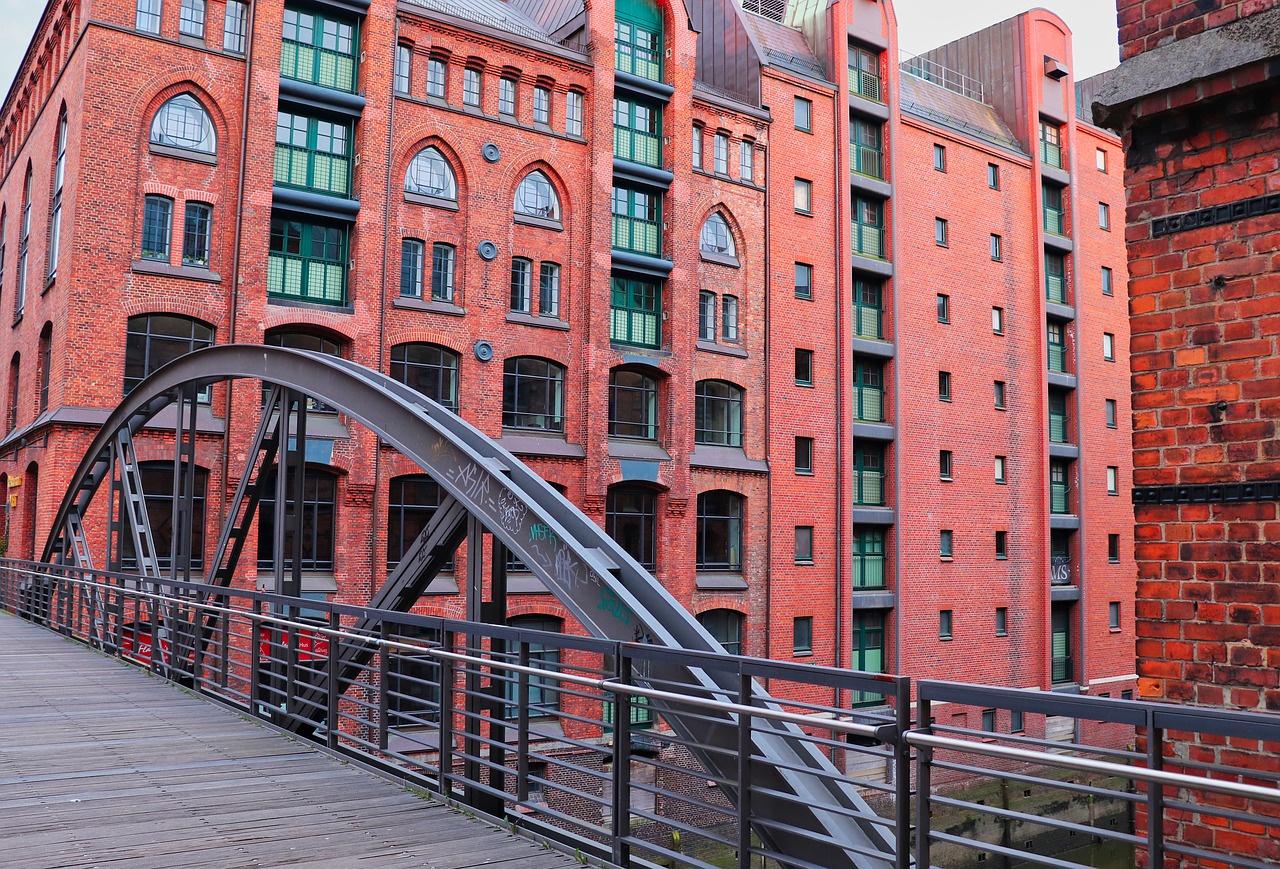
xmin=1117 ymin=0 xmax=1280 ymax=59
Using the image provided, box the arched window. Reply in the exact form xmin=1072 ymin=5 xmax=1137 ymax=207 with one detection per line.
xmin=256 ymin=467 xmax=338 ymax=571
xmin=6 ymin=352 xmax=19 ymax=433
xmin=150 ymin=94 xmax=217 ymax=154
xmin=405 ymin=146 xmax=457 ymax=200
xmin=606 ymin=485 xmax=657 ymax=570
xmin=514 ymin=170 xmax=560 ymax=220
xmin=698 ymin=608 xmax=743 ymax=655
xmin=124 ymin=314 xmax=215 ymax=399
xmin=694 ymin=380 xmax=743 ymax=446
xmin=119 ymin=461 xmax=209 ymax=570
xmin=390 ymin=342 xmax=458 ymax=411
xmin=387 ymin=475 xmax=452 ymax=568
xmin=503 ymin=357 xmax=564 ymax=432
xmin=699 ymin=213 xmax=735 ymax=258
xmin=265 ymin=331 xmax=342 ymax=412
xmin=48 ymin=108 xmax=67 ymax=279
xmin=17 ymin=163 xmax=31 ymax=317
xmin=697 ymin=490 xmax=743 ymax=572
xmin=506 ymin=615 xmax=563 ymax=715
xmin=37 ymin=322 xmax=51 ymax=414
xmin=608 ymin=368 xmax=658 ymax=440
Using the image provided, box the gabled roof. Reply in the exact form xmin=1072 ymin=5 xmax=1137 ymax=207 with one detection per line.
xmin=740 ymin=12 xmax=827 ymax=81
xmin=402 ymin=0 xmax=558 ymax=46
xmin=900 ymin=73 xmax=1023 ymax=153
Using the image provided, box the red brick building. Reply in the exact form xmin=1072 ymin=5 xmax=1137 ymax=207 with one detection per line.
xmin=0 ymin=0 xmax=1132 ymax=703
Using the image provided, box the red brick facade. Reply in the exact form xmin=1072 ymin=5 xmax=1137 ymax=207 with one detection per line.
xmin=0 ymin=0 xmax=1132 ymax=704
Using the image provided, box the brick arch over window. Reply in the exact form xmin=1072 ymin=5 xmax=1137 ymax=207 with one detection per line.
xmin=150 ymin=93 xmax=217 ymax=154
xmin=139 ymin=82 xmax=230 ymax=155
xmin=402 ymin=138 xmax=464 ymax=203
xmin=510 ymin=162 xmax=569 ymax=221
xmin=696 ymin=203 xmax=746 ymax=264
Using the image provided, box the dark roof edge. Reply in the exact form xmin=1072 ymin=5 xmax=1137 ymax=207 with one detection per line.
xmin=899 ymin=105 xmax=1027 ymax=159
xmin=395 ymin=0 xmax=591 ymax=65
xmin=1092 ymin=6 xmax=1280 ymax=128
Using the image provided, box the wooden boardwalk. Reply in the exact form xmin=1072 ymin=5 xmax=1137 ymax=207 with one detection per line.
xmin=0 ymin=613 xmax=578 ymax=869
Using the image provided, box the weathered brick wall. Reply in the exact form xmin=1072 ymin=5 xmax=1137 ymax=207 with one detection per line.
xmin=1117 ymin=0 xmax=1280 ymax=59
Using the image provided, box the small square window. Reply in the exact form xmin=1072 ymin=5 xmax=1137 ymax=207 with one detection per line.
xmin=995 ymin=530 xmax=1007 ymax=559
xmin=1103 ymin=332 xmax=1115 ymax=361
xmin=794 ymin=178 xmax=813 ymax=214
xmin=940 ymin=530 xmax=953 ymax=559
xmin=795 ymin=526 xmax=814 ymax=563
xmin=1107 ymin=465 xmax=1119 ymax=495
xmin=795 ymin=436 xmax=814 ymax=474
xmin=994 ymin=455 xmax=1006 ymax=484
xmin=996 ymin=607 xmax=1008 ymax=637
xmin=1099 ymin=202 xmax=1111 ymax=230
xmin=1108 ymin=533 xmax=1120 ymax=562
xmin=795 ymin=96 xmax=812 ymax=132
xmin=1096 ymin=148 xmax=1108 ymax=173
xmin=937 ymin=293 xmax=950 ymax=323
xmin=935 ymin=217 xmax=948 ymax=246
xmin=1121 ymin=689 xmax=1133 ymax=701
xmin=938 ymin=371 xmax=952 ymax=402
xmin=987 ymin=163 xmax=1000 ymax=189
xmin=940 ymin=607 xmax=953 ymax=637
xmin=982 ymin=708 xmax=996 ymax=732
xmin=990 ymin=234 xmax=1002 ymax=261
xmin=1109 ymin=601 xmax=1121 ymax=630
xmin=933 ymin=143 xmax=947 ymax=172
xmin=939 ymin=449 xmax=953 ymax=480
xmin=994 ymin=380 xmax=1006 ymax=409
xmin=992 ymin=306 xmax=1005 ymax=334
xmin=795 ymin=263 xmax=813 ymax=299
xmin=1101 ymin=266 xmax=1114 ymax=296
xmin=1011 ymin=708 xmax=1024 ymax=732
xmin=1105 ymin=398 xmax=1117 ymax=428
xmin=795 ymin=348 xmax=814 ymax=386
xmin=793 ymin=616 xmax=813 ymax=653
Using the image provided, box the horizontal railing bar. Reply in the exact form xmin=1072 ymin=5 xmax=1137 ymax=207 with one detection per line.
xmin=929 ymin=757 xmax=1144 ymax=805
xmin=928 ymin=830 xmax=1087 ymax=869
xmin=928 ymin=792 xmax=1143 ymax=846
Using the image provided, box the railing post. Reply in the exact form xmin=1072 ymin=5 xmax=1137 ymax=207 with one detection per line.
xmin=378 ymin=621 xmax=390 ymax=752
xmin=218 ymin=605 xmax=230 ymax=689
xmin=249 ymin=599 xmax=263 ymax=716
xmin=1147 ymin=710 xmax=1165 ymax=868
xmin=894 ymin=678 xmax=912 ymax=869
xmin=113 ymin=585 xmax=125 ymax=657
xmin=285 ymin=619 xmax=299 ymax=725
xmin=611 ymin=650 xmax=632 ymax=867
xmin=326 ymin=609 xmax=340 ymax=750
xmin=737 ymin=670 xmax=753 ymax=869
xmin=438 ymin=630 xmax=455 ymax=797
xmin=192 ymin=596 xmax=205 ymax=693
xmin=516 ymin=640 xmax=531 ymax=804
xmin=914 ymin=695 xmax=933 ymax=869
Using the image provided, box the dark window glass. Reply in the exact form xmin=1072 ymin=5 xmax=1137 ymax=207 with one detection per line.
xmin=124 ymin=314 xmax=215 ymax=399
xmin=400 ymin=239 xmax=424 ymax=298
xmin=609 ymin=368 xmax=658 ymax=440
xmin=119 ymin=462 xmax=209 ymax=571
xmin=694 ymin=380 xmax=743 ymax=446
xmin=142 ymin=196 xmax=172 ymax=261
xmin=431 ymin=243 xmax=455 ymax=302
xmin=793 ymin=616 xmax=813 ymax=652
xmin=391 ymin=343 xmax=458 ymax=411
xmin=606 ymin=486 xmax=657 ymax=570
xmin=387 ymin=475 xmax=453 ymax=569
xmin=265 ymin=331 xmax=341 ymax=412
xmin=795 ymin=436 xmax=814 ymax=474
xmin=256 ymin=467 xmax=338 ymax=571
xmin=503 ymin=357 xmax=564 ymax=432
xmin=795 ymin=348 xmax=813 ymax=385
xmin=506 ymin=615 xmax=563 ymax=715
xmin=795 ymin=526 xmax=813 ymax=562
xmin=696 ymin=490 xmax=742 ymax=571
xmin=182 ymin=202 xmax=212 ymax=267
xmin=698 ymin=608 xmax=743 ymax=655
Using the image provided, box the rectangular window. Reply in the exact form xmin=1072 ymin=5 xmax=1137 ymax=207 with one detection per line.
xmin=852 ymin=357 xmax=884 ymax=422
xmin=509 ymin=257 xmax=532 ymax=312
xmin=281 ymin=8 xmax=358 ymax=93
xmin=1043 ymin=183 xmax=1065 ymax=235
xmin=935 ymin=217 xmax=948 ymax=246
xmin=395 ymin=44 xmax=412 ymax=93
xmin=427 ymin=58 xmax=446 ymax=98
xmin=987 ymin=163 xmax=1000 ymax=189
xmin=1039 ymin=120 xmax=1062 ymax=167
xmin=939 ymin=450 xmax=952 ymax=480
xmin=794 ymin=178 xmax=812 ymax=214
xmin=852 ymin=526 xmax=885 ymax=588
xmin=1109 ymin=533 xmax=1121 ymax=563
xmin=940 ymin=530 xmax=953 ymax=559
xmin=1103 ymin=332 xmax=1115 ymax=361
xmin=850 ymin=117 xmax=883 ymax=179
xmin=539 ymin=262 xmax=561 ymax=318
xmin=180 ymin=0 xmax=206 ymax=38
xmin=940 ymin=608 xmax=953 ymax=637
xmin=938 ymin=370 xmax=951 ymax=401
xmin=566 ymin=91 xmax=583 ymax=136
xmin=1099 ymin=202 xmax=1111 ymax=230
xmin=937 ymin=293 xmax=949 ymax=323
xmin=1107 ymin=466 xmax=1119 ymax=495
xmin=611 ymin=186 xmax=660 ymax=255
xmin=994 ymin=380 xmax=1006 ymax=409
xmin=995 ymin=455 xmax=1006 ymax=484
xmin=795 ymin=526 xmax=814 ymax=563
xmin=714 ymin=133 xmax=729 ymax=174
xmin=852 ymin=442 xmax=885 ymax=506
xmin=463 ymin=67 xmax=482 ymax=106
xmin=740 ymin=140 xmax=754 ymax=183
xmin=1096 ymin=148 xmax=1108 ymax=172
xmin=933 ymin=143 xmax=946 ymax=172
xmin=793 ymin=616 xmax=813 ymax=653
xmin=1048 ymin=320 xmax=1067 ymax=372
xmin=1109 ymin=601 xmax=1121 ymax=630
xmin=795 ymin=436 xmax=814 ymax=474
xmin=400 ymin=238 xmax=424 ymax=298
xmin=499 ymin=77 xmax=516 ymax=115
xmin=851 ymin=196 xmax=884 ymax=258
xmin=795 ymin=348 xmax=814 ymax=386
xmin=795 ymin=263 xmax=813 ymax=299
xmin=996 ymin=607 xmax=1008 ymax=637
xmin=1045 ymin=251 xmax=1067 ymax=303
xmin=1050 ymin=460 xmax=1071 ymax=514
xmin=692 ymin=125 xmax=703 ymax=168
xmin=141 ymin=196 xmax=172 ymax=261
xmin=990 ymin=234 xmax=1002 ymax=261
xmin=849 ymin=45 xmax=882 ymax=101
xmin=611 ymin=276 xmax=661 ymax=348
xmin=223 ymin=1 xmax=248 ymax=52
xmin=982 ymin=708 xmax=996 ymax=732
xmin=1011 ymin=708 xmax=1024 ymax=732
xmin=267 ymin=217 xmax=347 ymax=305
xmin=430 ymin=243 xmax=455 ymax=302
xmin=1105 ymin=398 xmax=1117 ymax=428
xmin=852 ymin=278 xmax=883 ymax=338
xmin=698 ymin=290 xmax=716 ymax=342
xmin=992 ymin=306 xmax=1005 ymax=334
xmin=136 ymin=0 xmax=162 ymax=33
xmin=1102 ymin=266 xmax=1114 ymax=296
xmin=995 ymin=530 xmax=1008 ymax=559
xmin=794 ymin=96 xmax=812 ymax=132
xmin=532 ymin=86 xmax=551 ymax=125
xmin=181 ymin=203 xmax=212 ymax=266
xmin=715 ymin=295 xmax=737 ymax=342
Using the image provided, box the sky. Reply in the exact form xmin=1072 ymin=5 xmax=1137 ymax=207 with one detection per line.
xmin=0 ymin=0 xmax=1121 ymax=107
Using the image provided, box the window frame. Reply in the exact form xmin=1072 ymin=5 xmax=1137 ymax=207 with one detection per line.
xmin=462 ymin=66 xmax=482 ymax=107
xmin=141 ymin=195 xmax=174 ymax=262
xmin=150 ymin=93 xmax=217 ymax=156
xmin=995 ymin=455 xmax=1007 ymax=484
xmin=937 ymin=293 xmax=950 ymax=323
xmin=181 ymin=201 xmax=213 ymax=268
xmin=794 ymin=526 xmax=814 ymax=564
xmin=721 ymin=295 xmax=739 ymax=342
xmin=933 ymin=143 xmax=946 ymax=172
xmin=794 ymin=178 xmax=812 ymax=214
xmin=404 ymin=146 xmax=458 ymax=201
xmin=533 ymin=86 xmax=551 ymax=125
xmin=994 ymin=380 xmax=1006 ymax=409
xmin=939 ymin=449 xmax=953 ymax=481
xmin=1108 ymin=533 xmax=1120 ymax=563
xmin=794 ymin=348 xmax=813 ymax=386
xmin=1105 ymin=398 xmax=1117 ymax=428
xmin=223 ymin=0 xmax=248 ymax=52
xmin=995 ymin=530 xmax=1008 ymax=560
xmin=1103 ymin=332 xmax=1115 ymax=361
xmin=938 ymin=370 xmax=951 ymax=402
xmin=267 ymin=217 xmax=348 ymax=306
xmin=990 ymin=233 xmax=1002 ymax=261
xmin=136 ymin=0 xmax=162 ymax=33
xmin=502 ymin=357 xmax=566 ymax=433
xmin=795 ymin=262 xmax=813 ymax=300
xmin=694 ymin=380 xmax=744 ymax=447
xmin=515 ymin=171 xmax=561 ymax=221
xmin=565 ymin=91 xmax=584 ymax=136
xmin=987 ymin=162 xmax=1000 ymax=189
xmin=498 ymin=76 xmax=517 ymax=116
xmin=430 ymin=242 xmax=456 ymax=302
xmin=395 ymin=44 xmax=412 ymax=93
xmin=695 ymin=494 xmax=744 ymax=573
xmin=992 ymin=306 xmax=1004 ymax=334
xmin=795 ymin=436 xmax=814 ymax=475
xmin=940 ymin=608 xmax=953 ymax=638
xmin=713 ymin=132 xmax=729 ymax=175
xmin=427 ymin=57 xmax=447 ymax=98
xmin=794 ymin=96 xmax=812 ymax=132
xmin=1099 ymin=202 xmax=1111 ymax=230
xmin=255 ymin=466 xmax=338 ymax=572
xmin=934 ymin=217 xmax=948 ymax=247
xmin=1107 ymin=465 xmax=1119 ymax=495
xmin=390 ymin=342 xmax=459 ymax=411
xmin=606 ymin=485 xmax=658 ymax=571
xmin=509 ymin=257 xmax=533 ymax=313
xmin=996 ymin=607 xmax=1008 ymax=637
xmin=793 ymin=617 xmax=813 ymax=654
xmin=608 ymin=368 xmax=659 ymax=441
xmin=1102 ymin=266 xmax=1114 ymax=296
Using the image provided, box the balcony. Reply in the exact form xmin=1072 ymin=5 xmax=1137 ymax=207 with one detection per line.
xmin=1051 ymin=653 xmax=1073 ymax=684
xmin=281 ymin=23 xmax=357 ymax=94
xmin=274 ymin=144 xmax=349 ymax=197
xmin=851 ymin=554 xmax=885 ymax=589
xmin=1040 ymin=140 xmax=1062 ymax=169
xmin=613 ymin=125 xmax=661 ymax=168
xmin=1050 ymin=481 xmax=1070 ymax=514
xmin=851 ymin=143 xmax=883 ymax=180
xmin=853 ymin=468 xmax=885 ymax=506
xmin=615 ymin=35 xmax=661 ymax=82
xmin=853 ymin=384 xmax=884 ymax=423
xmin=1049 ymin=410 xmax=1067 ymax=444
xmin=853 ymin=303 xmax=883 ymax=341
xmin=1046 ymin=271 xmax=1066 ymax=304
xmin=612 ymin=214 xmax=660 ymax=257
xmin=1048 ymin=342 xmax=1067 ymax=374
xmin=848 ymin=65 xmax=882 ymax=102
xmin=610 ymin=277 xmax=660 ymax=349
xmin=268 ymin=252 xmax=346 ymax=306
xmin=851 ymin=222 xmax=885 ymax=260
xmin=1043 ymin=205 xmax=1066 ymax=237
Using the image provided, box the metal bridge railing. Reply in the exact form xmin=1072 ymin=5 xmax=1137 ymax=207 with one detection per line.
xmin=5 ymin=560 xmax=1280 ymax=869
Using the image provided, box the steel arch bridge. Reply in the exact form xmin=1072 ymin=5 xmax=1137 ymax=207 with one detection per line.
xmin=40 ymin=345 xmax=897 ymax=869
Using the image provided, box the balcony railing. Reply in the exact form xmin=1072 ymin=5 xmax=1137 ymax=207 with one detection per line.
xmin=1050 ymin=482 xmax=1070 ymax=514
xmin=274 ymin=145 xmax=350 ymax=196
xmin=613 ymin=125 xmax=661 ymax=167
xmin=615 ymin=41 xmax=661 ymax=81
xmin=1046 ymin=271 xmax=1066 ymax=303
xmin=1048 ymin=343 xmax=1067 ymax=373
xmin=268 ymin=252 xmax=346 ymax=305
xmin=281 ymin=40 xmax=356 ymax=93
xmin=1043 ymin=206 xmax=1066 ymax=236
xmin=851 ymin=144 xmax=883 ymax=180
xmin=854 ymin=304 xmax=883 ymax=340
xmin=1051 ymin=653 xmax=1073 ymax=684
xmin=612 ymin=214 xmax=661 ymax=256
xmin=853 ymin=468 xmax=885 ymax=506
xmin=851 ymin=554 xmax=885 ymax=589
xmin=852 ymin=223 xmax=885 ymax=259
xmin=854 ymin=385 xmax=884 ymax=422
xmin=1049 ymin=412 xmax=1067 ymax=443
xmin=610 ymin=304 xmax=660 ymax=348
xmin=1050 ymin=555 xmax=1072 ymax=585
xmin=1041 ymin=140 xmax=1063 ymax=168
xmin=848 ymin=66 xmax=882 ymax=102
